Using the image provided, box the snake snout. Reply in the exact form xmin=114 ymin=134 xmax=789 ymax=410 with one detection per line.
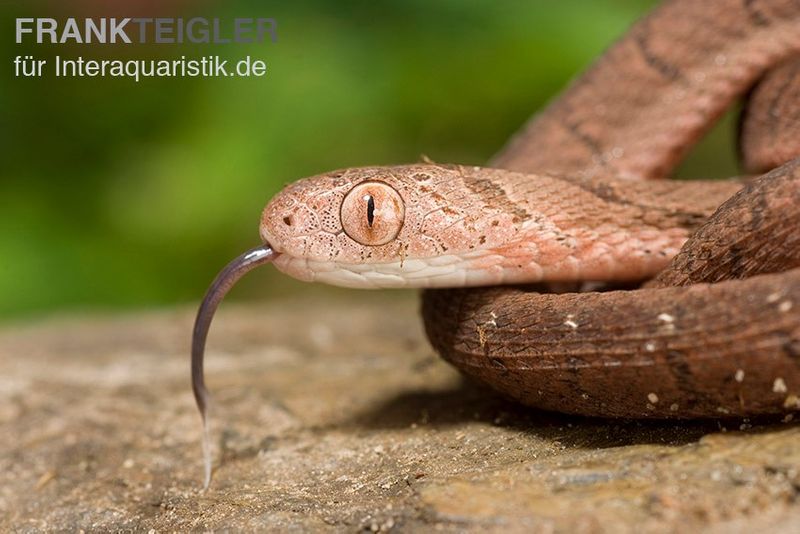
xmin=259 ymin=193 xmax=326 ymax=257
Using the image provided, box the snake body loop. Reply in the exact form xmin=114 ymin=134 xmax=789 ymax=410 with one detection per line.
xmin=423 ymin=162 xmax=800 ymax=418
xmin=422 ymin=0 xmax=800 ymax=417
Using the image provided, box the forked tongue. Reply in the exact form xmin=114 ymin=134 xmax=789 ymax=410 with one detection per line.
xmin=191 ymin=244 xmax=277 ymax=489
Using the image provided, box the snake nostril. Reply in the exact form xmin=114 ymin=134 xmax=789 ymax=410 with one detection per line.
xmin=283 ymin=216 xmax=293 ymax=226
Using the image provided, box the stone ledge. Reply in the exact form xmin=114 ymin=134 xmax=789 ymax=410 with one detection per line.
xmin=1 ymin=293 xmax=798 ymax=532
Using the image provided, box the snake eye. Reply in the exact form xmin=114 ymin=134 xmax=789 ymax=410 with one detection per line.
xmin=341 ymin=181 xmax=405 ymax=246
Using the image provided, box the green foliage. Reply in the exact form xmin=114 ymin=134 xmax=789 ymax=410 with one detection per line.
xmin=3 ymin=0 xmax=740 ymax=319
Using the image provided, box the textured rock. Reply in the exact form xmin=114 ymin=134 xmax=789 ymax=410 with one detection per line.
xmin=1 ymin=293 xmax=798 ymax=532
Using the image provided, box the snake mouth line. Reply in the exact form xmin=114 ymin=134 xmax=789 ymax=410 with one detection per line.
xmin=190 ymin=242 xmax=278 ymax=489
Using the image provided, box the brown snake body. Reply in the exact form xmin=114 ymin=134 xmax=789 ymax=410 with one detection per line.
xmin=423 ymin=0 xmax=800 ymax=418
xmin=192 ymin=0 xmax=800 ymax=486
xmin=423 ymin=162 xmax=800 ymax=418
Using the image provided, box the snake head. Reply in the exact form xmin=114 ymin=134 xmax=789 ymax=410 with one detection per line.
xmin=260 ymin=163 xmax=526 ymax=288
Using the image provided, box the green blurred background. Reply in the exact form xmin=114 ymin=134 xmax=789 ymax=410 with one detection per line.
xmin=2 ymin=0 xmax=740 ymax=321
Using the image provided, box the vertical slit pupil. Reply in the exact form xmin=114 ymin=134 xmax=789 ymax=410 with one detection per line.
xmin=366 ymin=195 xmax=375 ymax=227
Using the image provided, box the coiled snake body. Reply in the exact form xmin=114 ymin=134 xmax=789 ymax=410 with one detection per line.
xmin=192 ymin=0 xmax=800 ymax=486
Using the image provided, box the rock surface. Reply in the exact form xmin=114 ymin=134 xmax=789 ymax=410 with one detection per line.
xmin=1 ymin=293 xmax=799 ymax=532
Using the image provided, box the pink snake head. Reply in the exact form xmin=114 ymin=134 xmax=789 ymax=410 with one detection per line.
xmin=259 ymin=164 xmax=527 ymax=288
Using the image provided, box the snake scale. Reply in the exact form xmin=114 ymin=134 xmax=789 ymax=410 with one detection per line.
xmin=191 ymin=0 xmax=800 ymax=485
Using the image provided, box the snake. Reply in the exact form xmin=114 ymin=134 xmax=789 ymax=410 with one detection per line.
xmin=191 ymin=0 xmax=800 ymax=487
